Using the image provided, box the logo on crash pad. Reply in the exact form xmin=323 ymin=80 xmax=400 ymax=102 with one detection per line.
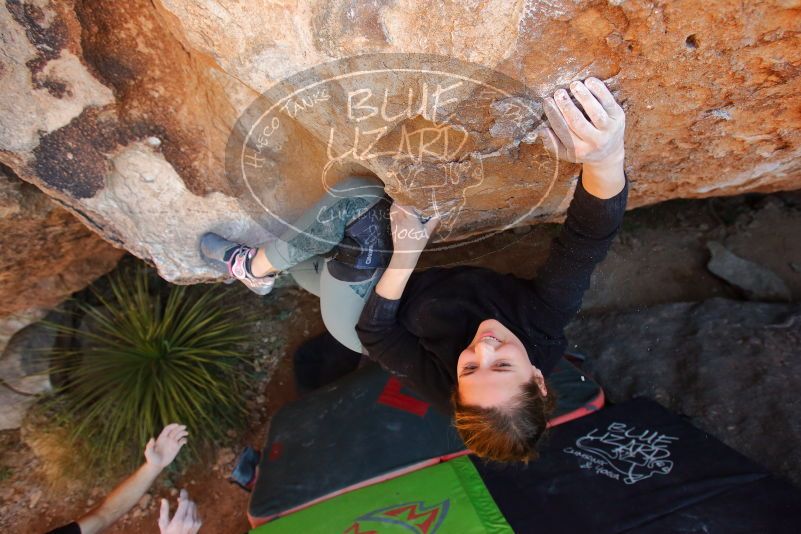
xmin=564 ymin=422 xmax=678 ymax=485
xmin=344 ymin=499 xmax=450 ymax=533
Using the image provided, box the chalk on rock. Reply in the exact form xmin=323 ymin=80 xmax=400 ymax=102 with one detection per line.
xmin=706 ymin=241 xmax=791 ymax=301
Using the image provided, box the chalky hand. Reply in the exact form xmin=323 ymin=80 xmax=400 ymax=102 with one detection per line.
xmin=538 ymin=77 xmax=625 ymax=167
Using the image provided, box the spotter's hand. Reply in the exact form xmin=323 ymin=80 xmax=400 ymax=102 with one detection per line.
xmin=158 ymin=489 xmax=202 ymax=534
xmin=145 ymin=423 xmax=188 ymax=470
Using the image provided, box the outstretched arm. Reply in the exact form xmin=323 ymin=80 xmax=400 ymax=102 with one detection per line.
xmin=539 ymin=76 xmax=626 ymax=198
xmin=356 ymin=206 xmax=452 ymax=408
xmin=76 ymin=424 xmax=188 ymax=534
xmin=529 ymin=78 xmax=629 ymax=335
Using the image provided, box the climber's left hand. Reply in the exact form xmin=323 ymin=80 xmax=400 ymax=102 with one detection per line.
xmin=538 ymin=77 xmax=625 ymax=168
xmin=539 ymin=77 xmax=626 ymax=199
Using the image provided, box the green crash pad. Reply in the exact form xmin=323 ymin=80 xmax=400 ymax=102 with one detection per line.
xmin=250 ymin=456 xmax=511 ymax=534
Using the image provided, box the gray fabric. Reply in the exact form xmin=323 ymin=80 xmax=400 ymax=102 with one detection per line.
xmin=263 ymin=176 xmax=387 ymax=270
xmin=287 ymin=256 xmax=323 ymax=297
xmin=265 ymin=176 xmax=386 ymax=352
xmin=318 ymin=264 xmax=382 ymax=352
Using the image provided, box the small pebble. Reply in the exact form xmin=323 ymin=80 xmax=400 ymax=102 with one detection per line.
xmin=29 ymin=489 xmax=42 ymax=509
xmin=138 ymin=493 xmax=151 ymax=510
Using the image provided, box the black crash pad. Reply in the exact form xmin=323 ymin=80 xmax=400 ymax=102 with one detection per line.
xmin=474 ymin=398 xmax=801 ymax=533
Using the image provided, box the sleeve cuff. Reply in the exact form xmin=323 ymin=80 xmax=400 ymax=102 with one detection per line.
xmin=359 ymin=288 xmax=402 ymax=326
xmin=574 ymin=168 xmax=629 ymax=206
xmin=568 ymin=168 xmax=629 ymax=238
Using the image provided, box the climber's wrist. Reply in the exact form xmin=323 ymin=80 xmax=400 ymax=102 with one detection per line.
xmin=376 ymin=259 xmax=416 ymax=300
xmin=581 ymin=149 xmax=625 ymax=199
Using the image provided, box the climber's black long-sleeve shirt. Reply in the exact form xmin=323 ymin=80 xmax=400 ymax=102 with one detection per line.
xmin=356 ymin=170 xmax=629 ymax=414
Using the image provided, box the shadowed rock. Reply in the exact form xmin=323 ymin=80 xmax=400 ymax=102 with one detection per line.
xmin=707 ymin=241 xmax=791 ymax=301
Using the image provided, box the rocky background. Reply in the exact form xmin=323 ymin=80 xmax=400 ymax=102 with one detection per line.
xmin=1 ymin=0 xmax=800 ymax=306
xmin=1 ymin=1 xmax=801 ymax=528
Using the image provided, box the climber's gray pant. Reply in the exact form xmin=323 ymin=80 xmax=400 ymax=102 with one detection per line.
xmin=262 ymin=176 xmax=387 ymax=353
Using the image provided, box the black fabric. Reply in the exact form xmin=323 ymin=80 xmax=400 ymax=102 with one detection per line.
xmin=292 ymin=331 xmax=363 ymax=395
xmin=249 ymin=362 xmax=464 ymax=520
xmin=329 ymin=195 xmax=393 ymax=275
xmin=356 ymin=170 xmax=629 ymax=413
xmin=45 ymin=522 xmax=81 ymax=534
xmin=474 ymin=398 xmax=801 ymax=533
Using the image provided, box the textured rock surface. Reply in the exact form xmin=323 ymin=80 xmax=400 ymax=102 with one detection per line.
xmin=0 ymin=317 xmax=55 ymax=430
xmin=566 ymin=298 xmax=801 ymax=485
xmin=0 ymin=0 xmax=800 ymax=284
xmin=0 ymin=166 xmax=123 ymax=317
xmin=707 ymin=240 xmax=792 ymax=301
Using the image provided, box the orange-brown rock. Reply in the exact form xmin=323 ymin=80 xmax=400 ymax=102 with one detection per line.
xmin=0 ymin=165 xmax=123 ymax=317
xmin=0 ymin=0 xmax=799 ymax=286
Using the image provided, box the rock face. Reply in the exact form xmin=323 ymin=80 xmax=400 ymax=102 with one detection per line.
xmin=0 ymin=166 xmax=123 ymax=317
xmin=1 ymin=0 xmax=800 ymax=284
xmin=0 ymin=316 xmax=56 ymax=430
xmin=706 ymin=240 xmax=792 ymax=301
xmin=566 ymin=298 xmax=801 ymax=485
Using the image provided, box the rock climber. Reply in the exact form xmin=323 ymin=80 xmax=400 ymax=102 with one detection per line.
xmin=200 ymin=76 xmax=628 ymax=463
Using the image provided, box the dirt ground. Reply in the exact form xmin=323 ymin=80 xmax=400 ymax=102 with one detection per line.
xmin=1 ymin=284 xmax=324 ymax=534
xmin=3 ymin=187 xmax=801 ymax=533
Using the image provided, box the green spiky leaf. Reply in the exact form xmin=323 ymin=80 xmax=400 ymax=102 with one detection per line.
xmin=44 ymin=263 xmax=257 ymax=474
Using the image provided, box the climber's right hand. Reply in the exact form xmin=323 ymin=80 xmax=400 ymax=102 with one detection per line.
xmin=538 ymin=77 xmax=625 ymax=168
xmin=374 ymin=203 xmax=439 ymax=299
xmin=388 ymin=202 xmax=440 ymax=259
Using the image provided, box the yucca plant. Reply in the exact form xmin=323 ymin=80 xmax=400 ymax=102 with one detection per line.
xmin=44 ymin=263 xmax=256 ymax=473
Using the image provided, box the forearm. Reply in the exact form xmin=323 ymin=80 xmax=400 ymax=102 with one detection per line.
xmin=375 ymin=253 xmax=419 ymax=300
xmin=529 ymin=164 xmax=628 ymax=332
xmin=79 ymin=462 xmax=161 ymax=534
xmin=581 ymin=147 xmax=625 ymax=199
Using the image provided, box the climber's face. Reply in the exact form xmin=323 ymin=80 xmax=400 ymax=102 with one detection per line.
xmin=456 ymin=319 xmax=547 ymax=408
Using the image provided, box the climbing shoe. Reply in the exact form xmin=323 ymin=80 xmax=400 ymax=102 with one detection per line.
xmin=200 ymin=232 xmax=277 ymax=296
xmin=228 ymin=446 xmax=261 ymax=492
xmin=327 ymin=196 xmax=393 ymax=282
